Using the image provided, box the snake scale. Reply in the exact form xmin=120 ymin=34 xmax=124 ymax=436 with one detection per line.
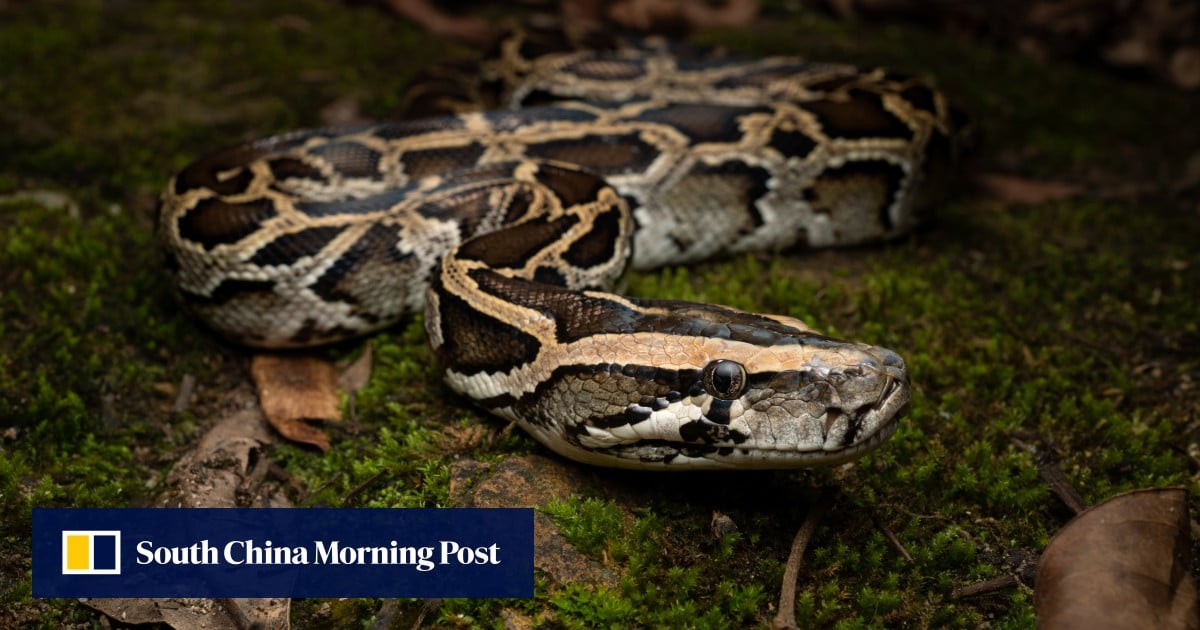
xmin=159 ymin=33 xmax=967 ymax=469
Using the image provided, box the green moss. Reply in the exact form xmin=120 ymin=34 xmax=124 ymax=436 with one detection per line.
xmin=0 ymin=197 xmax=181 ymax=587
xmin=550 ymin=583 xmax=639 ymax=627
xmin=526 ymin=496 xmax=770 ymax=627
xmin=997 ymin=592 xmax=1039 ymax=629
xmin=273 ymin=414 xmax=448 ymax=509
xmin=543 ymin=497 xmax=628 ymax=559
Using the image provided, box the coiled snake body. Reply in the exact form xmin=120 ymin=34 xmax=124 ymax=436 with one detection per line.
xmin=160 ymin=37 xmax=965 ymax=469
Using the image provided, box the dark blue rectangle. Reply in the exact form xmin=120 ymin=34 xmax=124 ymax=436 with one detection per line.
xmin=92 ymin=535 xmax=117 ymax=571
xmin=34 ymin=508 xmax=533 ymax=598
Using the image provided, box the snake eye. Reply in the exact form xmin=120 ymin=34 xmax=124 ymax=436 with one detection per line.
xmin=703 ymin=360 xmax=747 ymax=400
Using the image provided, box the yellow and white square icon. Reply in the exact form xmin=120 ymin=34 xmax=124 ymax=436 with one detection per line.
xmin=62 ymin=530 xmax=121 ymax=575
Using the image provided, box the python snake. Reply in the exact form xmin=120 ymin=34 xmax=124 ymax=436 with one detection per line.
xmin=159 ymin=34 xmax=965 ymax=469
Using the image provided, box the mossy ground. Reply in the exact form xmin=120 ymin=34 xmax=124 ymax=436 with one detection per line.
xmin=1 ymin=1 xmax=1197 ymax=627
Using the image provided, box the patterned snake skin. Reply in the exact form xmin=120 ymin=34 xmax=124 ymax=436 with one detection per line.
xmin=158 ymin=33 xmax=968 ymax=469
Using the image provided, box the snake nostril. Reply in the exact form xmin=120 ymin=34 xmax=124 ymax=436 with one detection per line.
xmin=879 ymin=349 xmax=905 ymax=369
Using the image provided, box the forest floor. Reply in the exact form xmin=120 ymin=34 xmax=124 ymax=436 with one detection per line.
xmin=1 ymin=1 xmax=1197 ymax=627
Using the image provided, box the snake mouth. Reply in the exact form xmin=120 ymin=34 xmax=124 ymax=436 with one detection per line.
xmin=560 ymin=362 xmax=912 ymax=471
xmin=844 ymin=365 xmax=909 ymax=447
xmin=868 ymin=368 xmax=910 ymax=420
xmin=589 ymin=424 xmax=902 ymax=470
xmin=851 ymin=370 xmax=908 ymax=443
xmin=584 ymin=384 xmax=909 ymax=471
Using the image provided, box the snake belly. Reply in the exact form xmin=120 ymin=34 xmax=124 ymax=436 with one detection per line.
xmin=158 ymin=42 xmax=964 ymax=469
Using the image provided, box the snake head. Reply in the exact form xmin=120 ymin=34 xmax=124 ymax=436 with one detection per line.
xmin=702 ymin=333 xmax=910 ymax=469
xmin=487 ymin=299 xmax=910 ymax=470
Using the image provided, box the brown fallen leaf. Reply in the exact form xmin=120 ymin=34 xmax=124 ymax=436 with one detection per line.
xmin=251 ymin=353 xmax=340 ymax=451
xmin=157 ymin=406 xmax=282 ymax=509
xmin=1035 ymin=487 xmax=1199 ymax=630
xmin=440 ymin=422 xmax=492 ymax=454
xmin=1169 ymin=47 xmax=1200 ymax=90
xmin=606 ymin=0 xmax=759 ymax=31
xmin=84 ymin=396 xmax=293 ymax=629
xmin=381 ymin=0 xmax=496 ymax=45
xmin=318 ymin=93 xmax=367 ymax=127
xmin=83 ymin=596 xmax=290 ymax=630
xmin=975 ymin=172 xmax=1085 ymax=205
xmin=338 ymin=343 xmax=373 ymax=427
xmin=337 ymin=342 xmax=373 ymax=394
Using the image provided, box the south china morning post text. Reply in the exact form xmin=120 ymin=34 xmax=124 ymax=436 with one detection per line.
xmin=33 ymin=508 xmax=534 ymax=598
xmin=133 ymin=537 xmax=501 ymax=572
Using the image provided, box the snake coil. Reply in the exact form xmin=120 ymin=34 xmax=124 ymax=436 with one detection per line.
xmin=159 ymin=34 xmax=969 ymax=468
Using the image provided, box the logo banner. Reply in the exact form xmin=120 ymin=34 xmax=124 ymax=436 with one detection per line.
xmin=34 ymin=508 xmax=534 ymax=598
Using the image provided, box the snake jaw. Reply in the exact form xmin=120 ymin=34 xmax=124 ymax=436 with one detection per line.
xmin=510 ymin=335 xmax=911 ymax=470
xmin=812 ymin=350 xmax=909 ymax=455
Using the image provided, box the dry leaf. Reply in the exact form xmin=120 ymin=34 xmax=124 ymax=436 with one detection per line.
xmin=337 ymin=342 xmax=373 ymax=394
xmin=382 ymin=0 xmax=495 ymax=45
xmin=157 ymin=407 xmax=280 ymax=509
xmin=440 ymin=422 xmax=491 ymax=453
xmin=1035 ymin=487 xmax=1199 ymax=630
xmin=975 ymin=173 xmax=1084 ymax=204
xmin=319 ymin=94 xmax=367 ymax=127
xmin=1169 ymin=47 xmax=1200 ymax=90
xmin=83 ymin=396 xmax=293 ymax=629
xmin=251 ymin=354 xmax=341 ymax=451
xmin=82 ymin=597 xmax=290 ymax=630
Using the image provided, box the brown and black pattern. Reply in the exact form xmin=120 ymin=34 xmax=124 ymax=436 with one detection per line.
xmin=157 ymin=33 xmax=965 ymax=469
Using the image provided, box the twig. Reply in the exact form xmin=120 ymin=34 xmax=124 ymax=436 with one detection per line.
xmin=238 ymin=452 xmax=271 ymax=501
xmin=952 ymin=550 xmax=1039 ymax=599
xmin=218 ymin=598 xmax=263 ymax=630
xmin=951 ymin=574 xmax=1022 ymax=599
xmin=1036 ymin=459 xmax=1088 ymax=515
xmin=873 ymin=516 xmax=914 ymax=564
xmin=1011 ymin=436 xmax=1088 ymax=515
xmin=410 ymin=598 xmax=442 ymax=630
xmin=369 ymin=599 xmax=401 ymax=630
xmin=342 ymin=469 xmax=390 ymax=505
xmin=772 ymin=501 xmax=829 ymax=630
xmin=172 ymin=373 xmax=196 ymax=413
xmin=301 ymin=472 xmax=343 ymax=507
